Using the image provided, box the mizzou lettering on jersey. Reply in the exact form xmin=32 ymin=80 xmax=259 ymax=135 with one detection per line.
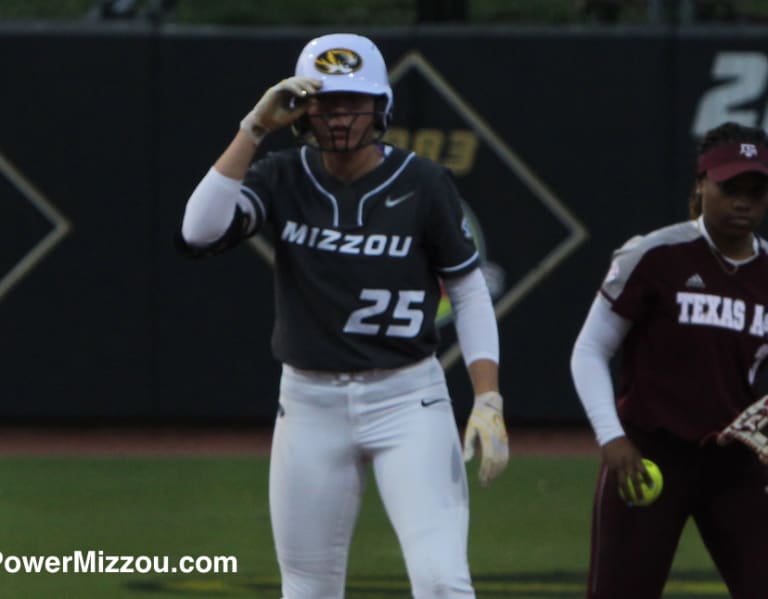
xmin=281 ymin=220 xmax=413 ymax=257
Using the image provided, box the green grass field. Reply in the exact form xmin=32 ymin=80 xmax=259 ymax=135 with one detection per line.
xmin=0 ymin=455 xmax=724 ymax=598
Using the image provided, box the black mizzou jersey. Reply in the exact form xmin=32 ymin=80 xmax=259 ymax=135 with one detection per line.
xmin=240 ymin=144 xmax=479 ymax=371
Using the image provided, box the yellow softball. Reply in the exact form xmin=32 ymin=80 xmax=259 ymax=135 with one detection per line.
xmin=619 ymin=458 xmax=663 ymax=506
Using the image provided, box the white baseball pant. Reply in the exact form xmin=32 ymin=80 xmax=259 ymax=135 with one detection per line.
xmin=269 ymin=355 xmax=475 ymax=599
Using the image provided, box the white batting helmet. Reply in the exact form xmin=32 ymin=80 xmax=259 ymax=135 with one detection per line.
xmin=294 ymin=33 xmax=393 ymax=131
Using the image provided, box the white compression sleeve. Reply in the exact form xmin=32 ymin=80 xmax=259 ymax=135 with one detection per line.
xmin=443 ymin=268 xmax=499 ymax=366
xmin=181 ymin=167 xmax=256 ymax=246
xmin=570 ymin=294 xmax=632 ymax=446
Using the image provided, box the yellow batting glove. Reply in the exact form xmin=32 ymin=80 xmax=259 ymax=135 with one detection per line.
xmin=463 ymin=391 xmax=509 ymax=487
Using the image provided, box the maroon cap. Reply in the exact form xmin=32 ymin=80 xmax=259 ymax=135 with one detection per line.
xmin=698 ymin=142 xmax=768 ymax=182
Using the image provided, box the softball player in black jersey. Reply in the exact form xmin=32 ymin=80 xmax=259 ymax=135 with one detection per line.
xmin=180 ymin=33 xmax=509 ymax=599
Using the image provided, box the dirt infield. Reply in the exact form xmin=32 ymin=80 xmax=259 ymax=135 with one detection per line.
xmin=0 ymin=427 xmax=598 ymax=457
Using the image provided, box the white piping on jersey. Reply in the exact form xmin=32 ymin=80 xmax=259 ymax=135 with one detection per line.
xmin=438 ymin=251 xmax=479 ymax=273
xmin=356 ymin=152 xmax=416 ymax=227
xmin=240 ymin=186 xmax=266 ymax=232
xmin=300 ymin=146 xmax=417 ymax=228
xmin=301 ymin=146 xmax=340 ymax=227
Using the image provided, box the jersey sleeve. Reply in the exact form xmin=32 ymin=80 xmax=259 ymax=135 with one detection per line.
xmin=241 ymin=153 xmax=278 ymax=232
xmin=424 ymin=168 xmax=479 ymax=279
xmin=600 ymin=235 xmax=658 ymax=321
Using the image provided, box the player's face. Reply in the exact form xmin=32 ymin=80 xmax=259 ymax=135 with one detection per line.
xmin=700 ymin=171 xmax=768 ymax=242
xmin=306 ymin=92 xmax=377 ymax=152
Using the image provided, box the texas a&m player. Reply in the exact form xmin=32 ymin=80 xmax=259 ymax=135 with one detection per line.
xmin=571 ymin=122 xmax=768 ymax=598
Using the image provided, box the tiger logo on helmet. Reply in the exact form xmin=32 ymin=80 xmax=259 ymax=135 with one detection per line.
xmin=314 ymin=49 xmax=363 ymax=75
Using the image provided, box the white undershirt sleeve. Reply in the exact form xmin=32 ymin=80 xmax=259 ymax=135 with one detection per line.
xmin=443 ymin=268 xmax=499 ymax=366
xmin=570 ymin=294 xmax=632 ymax=446
xmin=181 ymin=167 xmax=256 ymax=246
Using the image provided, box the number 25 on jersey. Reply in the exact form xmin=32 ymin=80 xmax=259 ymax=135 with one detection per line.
xmin=343 ymin=288 xmax=426 ymax=338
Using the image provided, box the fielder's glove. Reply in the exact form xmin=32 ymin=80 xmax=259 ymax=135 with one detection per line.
xmin=463 ymin=391 xmax=509 ymax=487
xmin=240 ymin=76 xmax=321 ymax=142
xmin=717 ymin=395 xmax=768 ymax=464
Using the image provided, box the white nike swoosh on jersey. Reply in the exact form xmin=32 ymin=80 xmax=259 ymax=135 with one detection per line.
xmin=384 ymin=192 xmax=414 ymax=208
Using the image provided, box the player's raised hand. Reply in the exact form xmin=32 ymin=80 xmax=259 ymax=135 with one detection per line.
xmin=463 ymin=391 xmax=509 ymax=487
xmin=240 ymin=76 xmax=322 ymax=142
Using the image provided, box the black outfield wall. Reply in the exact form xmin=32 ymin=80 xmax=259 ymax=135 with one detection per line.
xmin=1 ymin=25 xmax=767 ymax=425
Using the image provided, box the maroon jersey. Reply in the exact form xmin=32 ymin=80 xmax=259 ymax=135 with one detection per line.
xmin=601 ymin=218 xmax=768 ymax=442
